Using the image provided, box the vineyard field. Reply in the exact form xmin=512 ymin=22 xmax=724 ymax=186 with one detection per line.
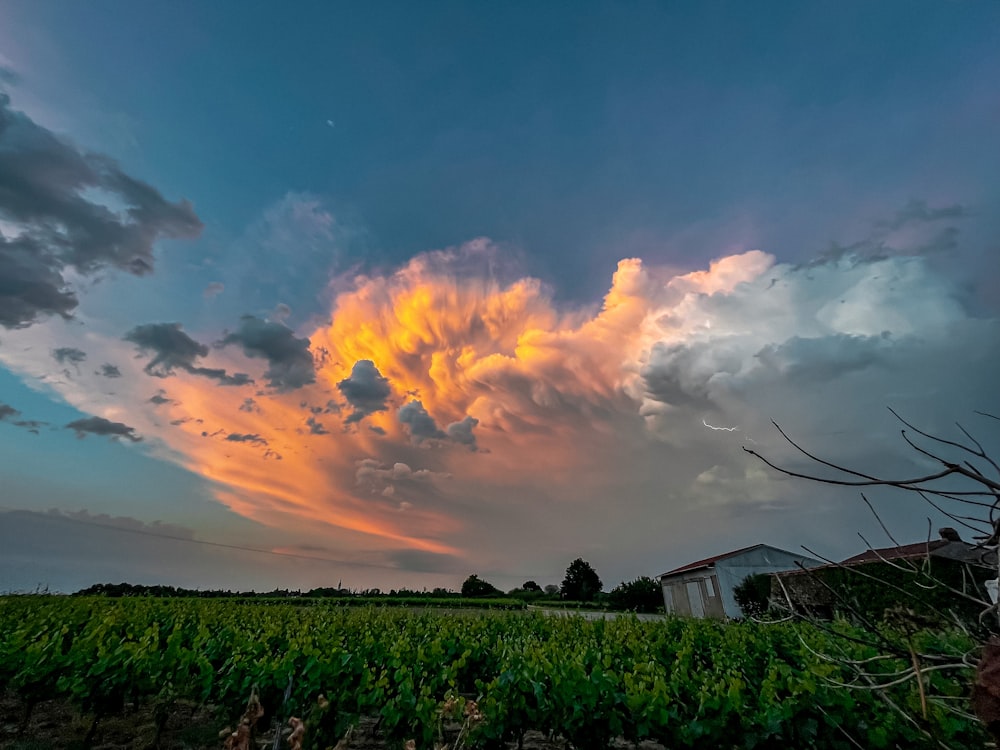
xmin=0 ymin=597 xmax=985 ymax=749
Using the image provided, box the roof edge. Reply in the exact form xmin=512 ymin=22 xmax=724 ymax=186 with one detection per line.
xmin=659 ymin=543 xmax=768 ymax=578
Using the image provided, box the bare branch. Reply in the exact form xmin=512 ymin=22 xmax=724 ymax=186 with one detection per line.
xmin=954 ymin=422 xmax=1000 ymax=478
xmin=900 ymin=427 xmax=958 ymax=468
xmin=743 ymin=445 xmax=961 ymax=488
xmin=916 ymin=491 xmax=994 ymax=537
xmin=745 ymin=416 xmax=1000 ymax=493
xmin=889 ymin=406 xmax=995 ymax=470
xmin=814 ymin=703 xmax=867 ymax=750
xmin=749 ymin=409 xmax=999 ymax=743
xmin=860 ymin=492 xmax=908 ymax=554
xmin=856 ymin=531 xmax=918 ymax=574
xmin=823 ymin=662 xmax=971 ymax=691
xmin=926 ymin=490 xmax=995 ymax=510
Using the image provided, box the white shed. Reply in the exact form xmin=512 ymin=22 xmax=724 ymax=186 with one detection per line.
xmin=658 ymin=544 xmax=821 ymax=619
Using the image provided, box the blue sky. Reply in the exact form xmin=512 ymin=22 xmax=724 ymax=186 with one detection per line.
xmin=1 ymin=1 xmax=998 ymax=593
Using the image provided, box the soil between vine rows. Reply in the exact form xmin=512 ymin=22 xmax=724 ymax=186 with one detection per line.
xmin=0 ymin=691 xmax=669 ymax=750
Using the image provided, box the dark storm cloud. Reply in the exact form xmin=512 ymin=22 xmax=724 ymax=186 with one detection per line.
xmin=913 ymin=226 xmax=961 ymax=256
xmin=445 ymin=415 xmax=479 ymax=450
xmin=97 ymin=363 xmax=121 ymax=378
xmin=124 ymin=322 xmax=251 ymax=386
xmin=0 ymin=401 xmax=47 ymax=433
xmin=225 ymin=433 xmax=267 ymax=446
xmin=338 ymin=360 xmax=391 ymax=424
xmin=397 ymin=400 xmax=446 ymax=443
xmin=754 ymin=334 xmax=889 ymax=385
xmin=306 ymin=416 xmax=329 ymax=435
xmin=0 ymin=235 xmax=79 ymax=327
xmin=0 ymin=92 xmax=202 ymax=329
xmin=218 ymin=372 xmax=253 ymax=386
xmin=66 ymin=416 xmax=142 ymax=442
xmin=52 ymin=347 xmax=86 ymax=366
xmin=397 ymin=401 xmax=479 ymax=448
xmin=640 ymin=341 xmax=728 ymax=410
xmin=239 ymin=397 xmax=260 ymax=413
xmin=814 ymin=200 xmax=970 ymax=267
xmin=881 ymin=199 xmax=968 ymax=231
xmin=149 ymin=393 xmax=172 ymax=405
xmin=219 ymin=315 xmax=315 ymax=391
xmin=125 ymin=322 xmax=206 ymax=374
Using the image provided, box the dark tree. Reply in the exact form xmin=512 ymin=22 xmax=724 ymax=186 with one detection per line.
xmin=521 ymin=580 xmax=542 ymax=592
xmin=607 ymin=576 xmax=662 ymax=612
xmin=461 ymin=574 xmax=501 ymax=598
xmin=561 ymin=558 xmax=603 ymax=601
xmin=732 ymin=573 xmax=772 ymax=618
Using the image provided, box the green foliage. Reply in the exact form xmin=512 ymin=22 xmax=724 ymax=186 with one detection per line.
xmin=0 ymin=596 xmax=987 ymax=749
xmin=327 ymin=595 xmax=523 ymax=610
xmin=734 ymin=573 xmax=773 ymax=618
xmin=506 ymin=588 xmax=547 ymax=602
xmin=506 ymin=581 xmax=550 ymax=602
xmin=561 ymin=558 xmax=603 ymax=601
xmin=607 ymin=576 xmax=663 ymax=613
xmin=461 ymin=574 xmax=502 ymax=598
xmin=782 ymin=558 xmax=993 ymax=632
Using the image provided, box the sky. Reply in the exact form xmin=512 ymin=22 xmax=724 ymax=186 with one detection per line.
xmin=1 ymin=1 xmax=999 ymax=594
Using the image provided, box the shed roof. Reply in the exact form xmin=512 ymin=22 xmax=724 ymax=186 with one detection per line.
xmin=840 ymin=540 xmax=948 ymax=565
xmin=776 ymin=538 xmax=976 ymax=578
xmin=659 ymin=544 xmax=765 ymax=577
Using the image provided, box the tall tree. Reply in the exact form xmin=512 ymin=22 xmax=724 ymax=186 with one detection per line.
xmin=561 ymin=558 xmax=603 ymax=601
xmin=461 ymin=574 xmax=500 ymax=598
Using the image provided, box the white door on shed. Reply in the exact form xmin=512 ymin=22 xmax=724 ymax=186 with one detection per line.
xmin=686 ymin=580 xmax=705 ymax=617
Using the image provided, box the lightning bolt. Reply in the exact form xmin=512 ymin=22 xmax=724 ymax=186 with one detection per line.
xmin=702 ymin=418 xmax=740 ymax=432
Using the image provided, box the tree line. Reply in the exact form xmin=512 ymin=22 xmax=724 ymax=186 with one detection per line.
xmin=462 ymin=558 xmax=663 ymax=613
xmin=71 ymin=558 xmax=664 ymax=613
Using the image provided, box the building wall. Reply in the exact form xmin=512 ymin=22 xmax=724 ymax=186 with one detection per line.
xmin=714 ymin=546 xmax=820 ymax=618
xmin=661 ymin=570 xmax=725 ymax=619
xmin=660 ymin=546 xmax=821 ymax=619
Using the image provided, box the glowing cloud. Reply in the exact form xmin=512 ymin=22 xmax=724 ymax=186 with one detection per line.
xmin=1 ymin=239 xmax=994 ymax=582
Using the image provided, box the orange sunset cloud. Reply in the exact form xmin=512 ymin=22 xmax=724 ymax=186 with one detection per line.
xmin=119 ymin=244 xmax=778 ymax=565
